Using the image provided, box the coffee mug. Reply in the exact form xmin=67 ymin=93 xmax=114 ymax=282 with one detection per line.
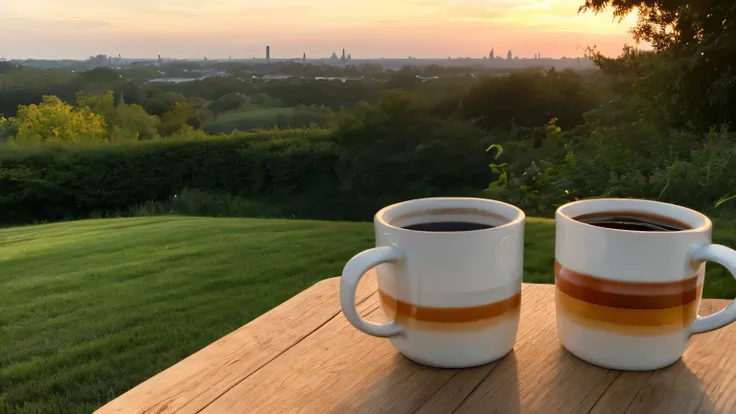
xmin=555 ymin=198 xmax=736 ymax=371
xmin=339 ymin=197 xmax=525 ymax=368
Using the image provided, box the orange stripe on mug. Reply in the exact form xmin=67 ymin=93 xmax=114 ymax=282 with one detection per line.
xmin=555 ymin=287 xmax=701 ymax=336
xmin=555 ymin=260 xmax=700 ymax=309
xmin=377 ymin=290 xmax=521 ymax=331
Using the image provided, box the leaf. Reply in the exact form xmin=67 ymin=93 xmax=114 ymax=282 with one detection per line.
xmin=486 ymin=144 xmax=503 ymax=159
xmin=715 ymin=195 xmax=736 ymax=208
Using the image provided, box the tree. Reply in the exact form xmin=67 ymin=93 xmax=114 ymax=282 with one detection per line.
xmin=158 ymin=101 xmax=200 ymax=136
xmin=76 ymin=90 xmax=116 ymax=121
xmin=581 ymin=0 xmax=736 ymax=129
xmin=459 ymin=69 xmax=597 ymax=130
xmin=77 ymin=90 xmax=160 ymax=141
xmin=385 ymin=66 xmax=422 ymax=91
xmin=6 ymin=95 xmax=107 ymax=144
xmin=209 ymin=93 xmax=249 ymax=114
xmin=113 ymin=103 xmax=160 ymax=141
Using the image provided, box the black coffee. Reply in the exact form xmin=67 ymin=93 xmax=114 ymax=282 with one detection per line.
xmin=574 ymin=212 xmax=690 ymax=232
xmin=402 ymin=221 xmax=494 ymax=232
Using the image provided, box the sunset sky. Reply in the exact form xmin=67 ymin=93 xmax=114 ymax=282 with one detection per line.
xmin=0 ymin=0 xmax=640 ymax=59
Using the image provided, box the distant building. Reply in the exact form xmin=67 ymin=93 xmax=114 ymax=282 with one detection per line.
xmin=507 ymin=50 xmax=512 ymax=60
xmin=489 ymin=48 xmax=494 ymax=59
xmin=330 ymin=52 xmax=338 ymax=60
xmin=266 ymin=45 xmax=271 ymax=60
xmin=88 ymin=54 xmax=109 ymax=67
xmin=347 ymin=54 xmax=352 ymax=60
xmin=341 ymin=49 xmax=346 ymax=60
xmin=302 ymin=53 xmax=306 ymax=62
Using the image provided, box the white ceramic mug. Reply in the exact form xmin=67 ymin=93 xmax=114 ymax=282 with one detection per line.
xmin=555 ymin=198 xmax=736 ymax=371
xmin=340 ymin=197 xmax=525 ymax=368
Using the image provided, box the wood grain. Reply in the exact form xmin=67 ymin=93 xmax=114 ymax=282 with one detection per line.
xmin=200 ymin=293 xmax=460 ymax=413
xmin=452 ymin=284 xmax=623 ymax=414
xmin=95 ymin=271 xmax=378 ymax=414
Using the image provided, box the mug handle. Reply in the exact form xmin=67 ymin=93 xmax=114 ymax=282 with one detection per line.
xmin=340 ymin=246 xmax=405 ymax=338
xmin=689 ymin=244 xmax=736 ymax=335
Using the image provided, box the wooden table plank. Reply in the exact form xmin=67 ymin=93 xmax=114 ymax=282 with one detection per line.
xmin=200 ymin=293 xmax=459 ymax=413
xmin=95 ymin=273 xmax=378 ymax=414
xmin=101 ymin=274 xmax=736 ymax=414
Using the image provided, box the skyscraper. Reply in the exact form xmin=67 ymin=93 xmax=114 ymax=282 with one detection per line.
xmin=507 ymin=50 xmax=512 ymax=60
xmin=341 ymin=49 xmax=346 ymax=60
xmin=489 ymin=48 xmax=494 ymax=59
xmin=266 ymin=45 xmax=271 ymax=60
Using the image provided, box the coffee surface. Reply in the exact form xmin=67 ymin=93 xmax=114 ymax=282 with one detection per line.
xmin=402 ymin=221 xmax=494 ymax=232
xmin=573 ymin=211 xmax=691 ymax=232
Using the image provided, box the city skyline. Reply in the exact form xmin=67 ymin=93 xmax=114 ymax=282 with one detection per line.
xmin=0 ymin=0 xmax=643 ymax=60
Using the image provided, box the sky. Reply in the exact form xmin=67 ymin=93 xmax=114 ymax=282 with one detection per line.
xmin=0 ymin=0 xmax=642 ymax=60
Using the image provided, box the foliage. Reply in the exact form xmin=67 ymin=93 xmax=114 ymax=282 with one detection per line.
xmin=582 ymin=0 xmax=736 ymax=129
xmin=77 ymin=90 xmax=160 ymax=141
xmin=458 ymin=68 xmax=600 ymax=130
xmin=204 ymin=106 xmax=328 ymax=134
xmin=158 ymin=101 xmax=201 ymax=136
xmin=4 ymin=95 xmax=107 ymax=144
xmin=208 ymin=93 xmax=249 ymax=114
xmin=0 ymin=129 xmax=340 ymax=224
xmin=486 ymin=144 xmax=510 ymax=189
xmin=485 ymin=118 xmax=736 ymax=215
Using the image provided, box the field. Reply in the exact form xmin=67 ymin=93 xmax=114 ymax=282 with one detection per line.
xmin=204 ymin=106 xmax=327 ymax=133
xmin=1 ymin=216 xmax=735 ymax=413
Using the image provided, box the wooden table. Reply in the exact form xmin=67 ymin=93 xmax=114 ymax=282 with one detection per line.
xmin=97 ymin=270 xmax=736 ymax=414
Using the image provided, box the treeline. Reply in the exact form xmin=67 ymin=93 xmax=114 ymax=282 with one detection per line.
xmin=1 ymin=88 xmax=734 ymax=225
xmin=0 ymin=64 xmax=602 ymax=144
xmin=0 ymin=92 xmax=496 ymax=224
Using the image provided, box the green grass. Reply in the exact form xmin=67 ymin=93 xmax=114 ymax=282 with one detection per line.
xmin=214 ymin=106 xmax=298 ymax=123
xmin=1 ymin=216 xmax=735 ymax=413
xmin=204 ymin=106 xmax=326 ymax=133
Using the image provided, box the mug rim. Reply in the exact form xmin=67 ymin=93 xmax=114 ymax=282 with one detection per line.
xmin=556 ymin=198 xmax=712 ymax=234
xmin=375 ymin=197 xmax=525 ymax=234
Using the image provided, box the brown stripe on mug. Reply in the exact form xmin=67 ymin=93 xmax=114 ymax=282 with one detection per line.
xmin=555 ymin=260 xmax=700 ymax=309
xmin=554 ymin=260 xmax=702 ymax=335
xmin=556 ymin=288 xmax=701 ymax=335
xmin=378 ymin=289 xmax=521 ymax=332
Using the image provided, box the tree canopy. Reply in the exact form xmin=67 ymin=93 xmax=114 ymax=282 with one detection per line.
xmin=582 ymin=0 xmax=736 ymax=129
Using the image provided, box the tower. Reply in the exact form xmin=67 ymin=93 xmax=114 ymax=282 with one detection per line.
xmin=489 ymin=48 xmax=494 ymax=59
xmin=341 ymin=49 xmax=346 ymax=60
xmin=507 ymin=50 xmax=512 ymax=60
xmin=266 ymin=45 xmax=271 ymax=60
xmin=303 ymin=52 xmax=306 ymax=62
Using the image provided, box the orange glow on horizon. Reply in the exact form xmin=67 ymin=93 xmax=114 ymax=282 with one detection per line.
xmin=0 ymin=0 xmax=643 ymax=59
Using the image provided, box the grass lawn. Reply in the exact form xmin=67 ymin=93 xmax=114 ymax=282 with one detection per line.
xmin=204 ymin=106 xmax=326 ymax=133
xmin=1 ymin=216 xmax=735 ymax=413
